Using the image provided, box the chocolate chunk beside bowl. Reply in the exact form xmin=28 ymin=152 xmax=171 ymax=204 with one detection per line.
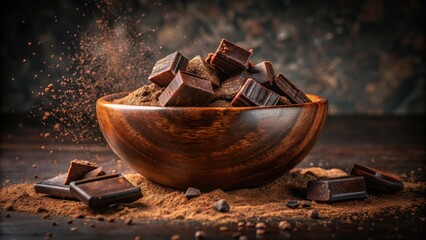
xmin=64 ymin=160 xmax=100 ymax=185
xmin=350 ymin=164 xmax=404 ymax=193
xmin=307 ymin=176 xmax=368 ymax=202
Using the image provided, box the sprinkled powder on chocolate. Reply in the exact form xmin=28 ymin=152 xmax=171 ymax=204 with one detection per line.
xmin=1 ymin=168 xmax=424 ymax=224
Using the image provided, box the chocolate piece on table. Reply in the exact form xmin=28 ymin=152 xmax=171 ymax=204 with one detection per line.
xmin=273 ymin=74 xmax=311 ymax=104
xmin=64 ymin=160 xmax=100 ymax=185
xmin=82 ymin=167 xmax=105 ymax=179
xmin=350 ymin=164 xmax=404 ymax=193
xmin=213 ymin=199 xmax=230 ymax=212
xmin=158 ymin=70 xmax=214 ymax=107
xmin=70 ymin=174 xmax=142 ymax=208
xmin=231 ymin=78 xmax=280 ymax=107
xmin=34 ymin=173 xmax=76 ymax=199
xmin=209 ymin=39 xmax=253 ymax=78
xmin=186 ymin=55 xmax=221 ymax=88
xmin=185 ymin=187 xmax=201 ymax=199
xmin=285 ymin=200 xmax=300 ymax=209
xmin=250 ymin=61 xmax=275 ymax=85
xmin=306 ymin=176 xmax=368 ymax=202
xmin=213 ymin=71 xmax=251 ymax=101
xmin=148 ymin=52 xmax=189 ymax=87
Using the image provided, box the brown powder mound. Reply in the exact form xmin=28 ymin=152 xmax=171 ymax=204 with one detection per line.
xmin=1 ymin=168 xmax=424 ymax=224
xmin=213 ymin=72 xmax=250 ymax=101
xmin=113 ymin=83 xmax=164 ymax=106
xmin=186 ymin=55 xmax=221 ymax=88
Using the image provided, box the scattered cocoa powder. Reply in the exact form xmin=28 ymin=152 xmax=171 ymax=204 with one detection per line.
xmin=0 ymin=168 xmax=424 ymax=225
xmin=31 ymin=0 xmax=156 ymax=144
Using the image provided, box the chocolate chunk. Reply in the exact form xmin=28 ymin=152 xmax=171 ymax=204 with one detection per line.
xmin=69 ymin=174 xmax=142 ymax=208
xmin=158 ymin=71 xmax=214 ymax=107
xmin=65 ymin=160 xmax=100 ymax=185
xmin=350 ymin=164 xmax=404 ymax=193
xmin=186 ymin=55 xmax=220 ymax=88
xmin=250 ymin=61 xmax=275 ymax=85
xmin=148 ymin=52 xmax=189 ymax=87
xmin=273 ymin=74 xmax=311 ymax=104
xmin=307 ymin=176 xmax=368 ymax=202
xmin=82 ymin=167 xmax=105 ymax=179
xmin=285 ymin=200 xmax=300 ymax=209
xmin=185 ymin=187 xmax=201 ymax=199
xmin=213 ymin=199 xmax=230 ymax=212
xmin=209 ymin=39 xmax=253 ymax=78
xmin=34 ymin=173 xmax=76 ymax=199
xmin=231 ymin=78 xmax=280 ymax=107
xmin=213 ymin=71 xmax=250 ymax=100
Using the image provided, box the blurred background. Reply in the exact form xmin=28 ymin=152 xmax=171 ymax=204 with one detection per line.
xmin=1 ymin=0 xmax=424 ymax=119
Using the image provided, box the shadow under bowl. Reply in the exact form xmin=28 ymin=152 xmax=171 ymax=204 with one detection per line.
xmin=96 ymin=93 xmax=328 ymax=191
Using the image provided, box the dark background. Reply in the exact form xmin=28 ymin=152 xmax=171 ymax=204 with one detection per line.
xmin=1 ymin=0 xmax=425 ymax=116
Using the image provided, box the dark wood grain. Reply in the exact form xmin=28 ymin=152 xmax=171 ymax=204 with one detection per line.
xmin=96 ymin=93 xmax=328 ymax=190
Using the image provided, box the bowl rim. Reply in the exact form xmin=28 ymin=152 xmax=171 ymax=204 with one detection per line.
xmin=97 ymin=92 xmax=328 ymax=111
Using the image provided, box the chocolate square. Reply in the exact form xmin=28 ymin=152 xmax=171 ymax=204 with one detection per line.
xmin=307 ymin=176 xmax=368 ymax=202
xmin=148 ymin=52 xmax=189 ymax=87
xmin=350 ymin=164 xmax=404 ymax=193
xmin=34 ymin=173 xmax=75 ymax=199
xmin=70 ymin=174 xmax=142 ymax=208
xmin=250 ymin=61 xmax=275 ymax=85
xmin=231 ymin=78 xmax=280 ymax=107
xmin=272 ymin=74 xmax=311 ymax=104
xmin=158 ymin=71 xmax=214 ymax=107
xmin=209 ymin=39 xmax=253 ymax=78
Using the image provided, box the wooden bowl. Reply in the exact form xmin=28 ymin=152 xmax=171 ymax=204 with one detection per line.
xmin=96 ymin=93 xmax=328 ymax=191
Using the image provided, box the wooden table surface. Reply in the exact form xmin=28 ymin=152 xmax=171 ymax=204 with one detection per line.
xmin=1 ymin=115 xmax=425 ymax=239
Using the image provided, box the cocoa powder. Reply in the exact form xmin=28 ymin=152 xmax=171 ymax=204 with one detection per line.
xmin=113 ymin=83 xmax=164 ymax=106
xmin=1 ymin=168 xmax=424 ymax=225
